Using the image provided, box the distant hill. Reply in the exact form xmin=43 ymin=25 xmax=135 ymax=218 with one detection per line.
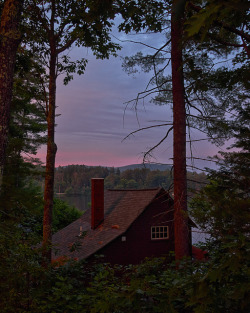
xmin=117 ymin=163 xmax=172 ymax=172
xmin=57 ymin=163 xmax=172 ymax=172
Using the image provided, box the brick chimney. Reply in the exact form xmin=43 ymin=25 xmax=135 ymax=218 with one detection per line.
xmin=91 ymin=178 xmax=104 ymax=229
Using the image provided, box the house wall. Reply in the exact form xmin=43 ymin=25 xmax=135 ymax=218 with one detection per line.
xmin=90 ymin=191 xmax=176 ymax=265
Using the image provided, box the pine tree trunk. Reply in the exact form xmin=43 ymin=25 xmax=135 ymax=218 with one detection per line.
xmin=0 ymin=0 xmax=23 ymax=189
xmin=171 ymin=0 xmax=190 ymax=260
xmin=42 ymin=47 xmax=57 ymax=265
xmin=42 ymin=0 xmax=58 ymax=266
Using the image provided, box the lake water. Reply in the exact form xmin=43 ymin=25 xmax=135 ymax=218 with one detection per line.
xmin=55 ymin=194 xmax=90 ymax=212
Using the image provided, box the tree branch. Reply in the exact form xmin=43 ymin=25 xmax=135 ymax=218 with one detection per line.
xmin=122 ymin=123 xmax=173 ymax=142
xmin=143 ymin=126 xmax=174 ymax=163
xmin=112 ymin=35 xmax=168 ymax=52
xmin=188 ymin=2 xmax=250 ymax=43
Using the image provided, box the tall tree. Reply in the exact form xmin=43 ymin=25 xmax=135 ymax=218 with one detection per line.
xmin=26 ymin=0 xmax=120 ymax=264
xmin=0 ymin=0 xmax=24 ymax=188
xmin=171 ymin=0 xmax=190 ymax=259
xmin=119 ymin=0 xmax=191 ymax=259
xmin=0 ymin=49 xmax=47 ymax=311
xmin=118 ymin=0 xmax=249 ymax=259
xmin=0 ymin=50 xmax=47 ymax=212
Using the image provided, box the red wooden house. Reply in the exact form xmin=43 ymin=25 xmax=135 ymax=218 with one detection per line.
xmin=52 ymin=178 xmax=195 ymax=265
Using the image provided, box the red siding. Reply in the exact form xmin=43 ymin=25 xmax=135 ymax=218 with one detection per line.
xmin=89 ymin=191 xmax=175 ymax=264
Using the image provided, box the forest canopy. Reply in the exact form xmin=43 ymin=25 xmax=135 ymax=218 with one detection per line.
xmin=52 ymin=164 xmax=207 ymax=196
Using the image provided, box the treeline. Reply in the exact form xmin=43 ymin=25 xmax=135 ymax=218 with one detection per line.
xmin=54 ymin=164 xmax=207 ymax=197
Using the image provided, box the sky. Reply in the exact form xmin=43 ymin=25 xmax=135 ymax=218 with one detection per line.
xmin=36 ymin=27 xmax=222 ymax=171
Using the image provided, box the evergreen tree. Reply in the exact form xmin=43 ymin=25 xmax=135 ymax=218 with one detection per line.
xmin=0 ymin=0 xmax=24 ymax=188
xmin=189 ymin=103 xmax=250 ymax=312
xmin=191 ymin=103 xmax=250 ymax=240
xmin=0 ymin=49 xmax=47 ymax=213
xmin=0 ymin=48 xmax=47 ymax=313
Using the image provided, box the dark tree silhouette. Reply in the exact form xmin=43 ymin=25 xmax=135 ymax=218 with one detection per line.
xmin=0 ymin=0 xmax=24 ymax=188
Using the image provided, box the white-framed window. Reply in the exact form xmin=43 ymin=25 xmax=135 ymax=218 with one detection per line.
xmin=151 ymin=226 xmax=169 ymax=240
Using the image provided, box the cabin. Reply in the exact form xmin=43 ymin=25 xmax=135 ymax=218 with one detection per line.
xmin=52 ymin=178 xmax=195 ymax=265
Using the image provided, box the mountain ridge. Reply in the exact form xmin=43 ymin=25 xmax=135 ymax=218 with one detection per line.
xmin=117 ymin=163 xmax=172 ymax=172
xmin=57 ymin=163 xmax=172 ymax=172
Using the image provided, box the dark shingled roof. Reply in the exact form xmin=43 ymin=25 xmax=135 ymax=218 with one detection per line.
xmin=52 ymin=188 xmax=163 ymax=260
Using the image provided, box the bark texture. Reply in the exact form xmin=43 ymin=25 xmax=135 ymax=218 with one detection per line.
xmin=42 ymin=25 xmax=57 ymax=265
xmin=0 ymin=0 xmax=23 ymax=187
xmin=171 ymin=0 xmax=190 ymax=260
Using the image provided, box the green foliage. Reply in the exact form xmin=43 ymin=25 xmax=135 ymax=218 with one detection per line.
xmin=16 ymin=249 xmax=247 ymax=312
xmin=1 ymin=248 xmax=249 ymax=312
xmin=185 ymin=0 xmax=249 ymax=38
xmin=28 ymin=197 xmax=82 ymax=236
xmin=52 ymin=198 xmax=82 ymax=233
xmin=0 ymin=223 xmax=44 ymax=313
xmin=190 ymin=103 xmax=250 ymax=240
xmin=189 ymin=101 xmax=250 ymax=312
xmin=25 ymin=0 xmax=121 ymax=86
xmin=117 ymin=0 xmax=166 ymax=34
xmin=0 ymin=47 xmax=47 ymax=224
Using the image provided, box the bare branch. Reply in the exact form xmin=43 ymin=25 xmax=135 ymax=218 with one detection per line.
xmin=186 ymin=113 xmax=220 ymax=122
xmin=185 ymin=95 xmax=204 ymax=116
xmin=186 ymin=137 xmax=227 ymax=143
xmin=124 ymin=83 xmax=172 ymax=106
xmin=56 ymin=37 xmax=76 ymax=55
xmin=187 ymin=178 xmax=208 ymax=184
xmin=112 ymin=35 xmax=169 ymax=52
xmin=143 ymin=126 xmax=174 ymax=163
xmin=186 ymin=165 xmax=210 ymax=173
xmin=186 ymin=156 xmax=224 ymax=165
xmin=122 ymin=123 xmax=173 ymax=142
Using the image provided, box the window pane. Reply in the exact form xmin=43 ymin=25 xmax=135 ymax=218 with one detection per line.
xmin=151 ymin=226 xmax=168 ymax=239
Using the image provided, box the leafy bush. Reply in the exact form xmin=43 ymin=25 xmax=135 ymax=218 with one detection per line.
xmin=52 ymin=198 xmax=82 ymax=233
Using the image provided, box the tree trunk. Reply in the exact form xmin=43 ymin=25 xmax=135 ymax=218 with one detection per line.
xmin=42 ymin=0 xmax=58 ymax=266
xmin=0 ymin=0 xmax=23 ymax=189
xmin=171 ymin=0 xmax=190 ymax=260
xmin=42 ymin=48 xmax=57 ymax=266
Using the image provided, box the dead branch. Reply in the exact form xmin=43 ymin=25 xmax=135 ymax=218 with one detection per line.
xmin=112 ymin=35 xmax=169 ymax=52
xmin=122 ymin=123 xmax=173 ymax=142
xmin=186 ymin=137 xmax=227 ymax=143
xmin=143 ymin=126 xmax=174 ymax=163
